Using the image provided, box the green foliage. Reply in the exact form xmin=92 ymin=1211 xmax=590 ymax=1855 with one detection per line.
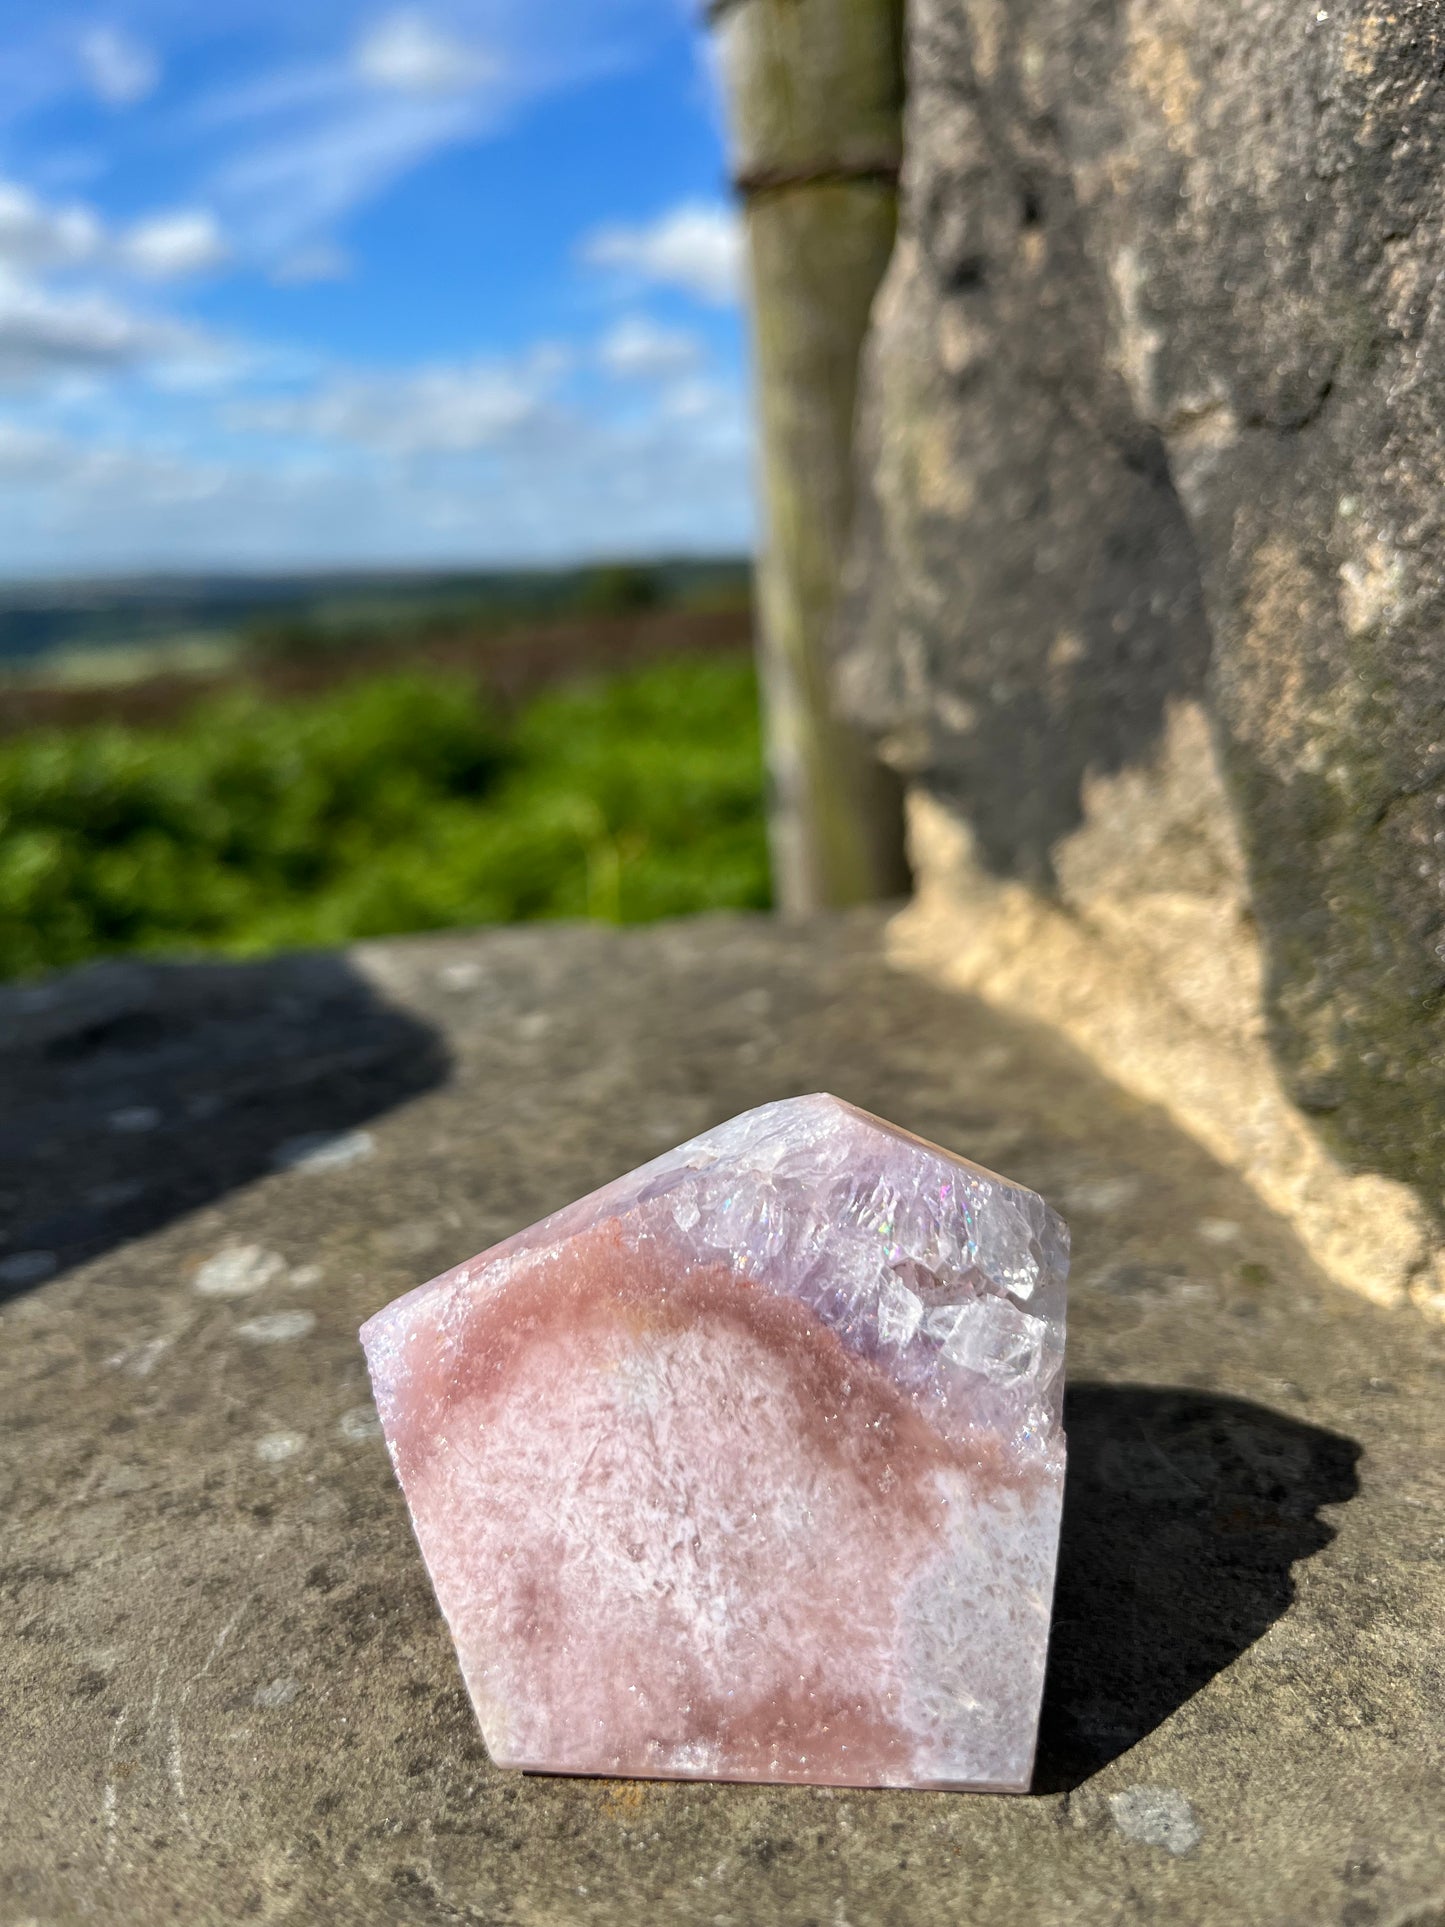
xmin=0 ymin=656 xmax=770 ymax=978
xmin=243 ymin=613 xmax=358 ymax=662
xmin=571 ymin=562 xmax=662 ymax=618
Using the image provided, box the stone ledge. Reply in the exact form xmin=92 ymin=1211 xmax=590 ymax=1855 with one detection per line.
xmin=2 ymin=912 xmax=1441 ymax=1925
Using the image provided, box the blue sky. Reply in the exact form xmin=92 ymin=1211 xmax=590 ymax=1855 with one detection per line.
xmin=0 ymin=1 xmax=753 ymax=576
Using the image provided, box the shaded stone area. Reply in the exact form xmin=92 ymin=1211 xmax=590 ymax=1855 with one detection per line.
xmin=840 ymin=0 xmax=1445 ymax=1205
xmin=1039 ymin=1384 xmax=1360 ymax=1792
xmin=2 ymin=913 xmax=1441 ymax=1925
xmin=0 ymin=952 xmax=449 ymax=1303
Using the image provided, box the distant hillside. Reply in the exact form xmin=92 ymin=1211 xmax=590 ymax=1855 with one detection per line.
xmin=0 ymin=559 xmax=753 ymax=670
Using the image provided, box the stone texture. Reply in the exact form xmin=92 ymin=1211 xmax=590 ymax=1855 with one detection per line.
xmin=839 ymin=0 xmax=1445 ymax=1221
xmin=890 ymin=780 xmax=1445 ymax=1318
xmin=361 ymin=1095 xmax=1067 ymax=1791
xmin=1 ymin=912 xmax=1442 ymax=1925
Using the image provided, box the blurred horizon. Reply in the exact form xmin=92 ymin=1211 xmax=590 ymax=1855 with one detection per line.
xmin=0 ymin=550 xmax=749 ymax=596
xmin=0 ymin=0 xmax=754 ymax=580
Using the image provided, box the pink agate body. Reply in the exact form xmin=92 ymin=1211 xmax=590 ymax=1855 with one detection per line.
xmin=360 ymin=1093 xmax=1068 ymax=1791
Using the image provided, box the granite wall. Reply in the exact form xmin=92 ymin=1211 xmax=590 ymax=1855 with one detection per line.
xmin=839 ymin=0 xmax=1445 ymax=1304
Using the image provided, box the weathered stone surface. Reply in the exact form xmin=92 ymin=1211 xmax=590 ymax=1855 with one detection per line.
xmin=840 ymin=0 xmax=1445 ymax=1213
xmin=2 ymin=913 xmax=1442 ymax=1924
xmin=362 ymin=1095 xmax=1068 ymax=1791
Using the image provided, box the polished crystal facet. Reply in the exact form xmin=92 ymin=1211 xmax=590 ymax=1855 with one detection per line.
xmin=360 ymin=1094 xmax=1068 ymax=1790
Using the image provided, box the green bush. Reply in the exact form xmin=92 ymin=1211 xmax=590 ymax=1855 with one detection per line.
xmin=0 ymin=656 xmax=769 ymax=978
xmin=570 ymin=561 xmax=662 ymax=618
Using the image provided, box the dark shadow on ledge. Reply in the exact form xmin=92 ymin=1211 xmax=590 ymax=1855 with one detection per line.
xmin=1033 ymin=1381 xmax=1361 ymax=1793
xmin=0 ymin=950 xmax=449 ymax=1306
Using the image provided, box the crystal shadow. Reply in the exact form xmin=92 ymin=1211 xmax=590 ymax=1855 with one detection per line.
xmin=1034 ymin=1381 xmax=1361 ymax=1792
xmin=0 ymin=950 xmax=449 ymax=1305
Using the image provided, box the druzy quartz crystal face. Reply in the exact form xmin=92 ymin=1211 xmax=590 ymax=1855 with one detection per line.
xmin=360 ymin=1094 xmax=1068 ymax=1791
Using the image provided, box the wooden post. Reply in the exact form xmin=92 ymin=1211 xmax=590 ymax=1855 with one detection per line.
xmin=712 ymin=0 xmax=909 ymax=915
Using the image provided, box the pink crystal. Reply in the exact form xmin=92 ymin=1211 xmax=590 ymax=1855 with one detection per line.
xmin=360 ymin=1094 xmax=1068 ymax=1791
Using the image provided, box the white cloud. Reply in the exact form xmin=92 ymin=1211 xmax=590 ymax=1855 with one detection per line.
xmin=0 ymin=374 xmax=755 ymax=573
xmin=599 ymin=315 xmax=701 ymax=380
xmin=0 ymin=420 xmax=63 ymax=475
xmin=238 ymin=352 xmax=565 ymax=454
xmin=174 ymin=3 xmax=652 ymax=264
xmin=208 ymin=91 xmax=482 ymax=254
xmin=582 ymin=201 xmax=743 ymax=306
xmin=355 ymin=12 xmax=499 ymax=97
xmin=121 ymin=210 xmax=229 ymax=279
xmin=0 ymin=182 xmax=102 ymax=273
xmin=659 ymin=377 xmax=736 ymax=423
xmin=0 ymin=419 xmax=220 ymax=501
xmin=0 ymin=277 xmax=200 ymax=386
xmin=78 ymin=27 xmax=160 ymax=107
xmin=0 ymin=173 xmax=235 ymax=398
xmin=270 ymin=240 xmax=353 ymax=286
xmin=0 ymin=179 xmax=228 ymax=282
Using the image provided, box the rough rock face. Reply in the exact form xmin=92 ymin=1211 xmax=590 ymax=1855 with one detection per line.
xmin=840 ymin=0 xmax=1445 ymax=1211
